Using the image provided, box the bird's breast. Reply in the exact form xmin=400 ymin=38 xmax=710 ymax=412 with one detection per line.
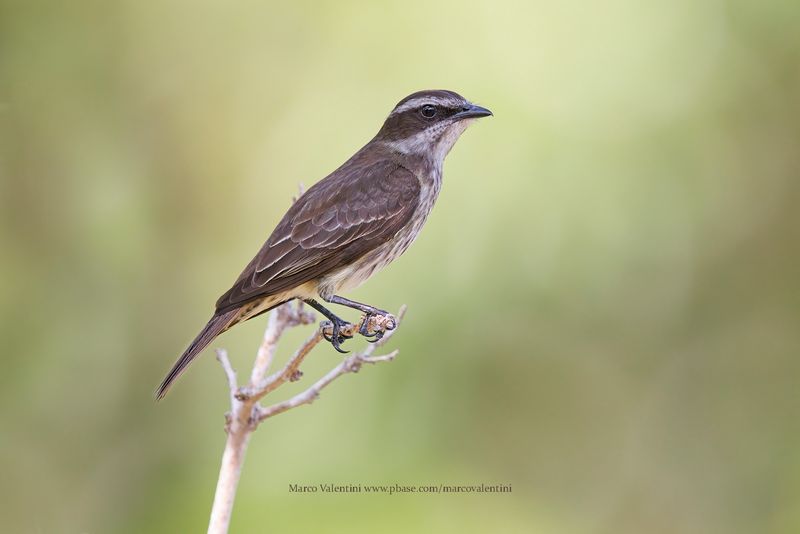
xmin=317 ymin=169 xmax=441 ymax=298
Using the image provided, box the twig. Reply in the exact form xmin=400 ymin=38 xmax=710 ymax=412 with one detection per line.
xmin=206 ymin=301 xmax=405 ymax=534
xmin=215 ymin=349 xmax=237 ymax=418
xmin=255 ymin=349 xmax=399 ymax=421
xmin=236 ymin=310 xmax=399 ymax=402
xmin=236 ymin=329 xmax=323 ymax=402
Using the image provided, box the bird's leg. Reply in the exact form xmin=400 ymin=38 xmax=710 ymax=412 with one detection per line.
xmin=323 ymin=295 xmax=396 ymax=343
xmin=302 ymin=298 xmax=352 ymax=353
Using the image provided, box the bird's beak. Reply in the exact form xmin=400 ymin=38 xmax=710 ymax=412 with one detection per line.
xmin=454 ymin=103 xmax=493 ymax=121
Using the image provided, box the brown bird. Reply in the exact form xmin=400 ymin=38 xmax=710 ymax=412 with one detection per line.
xmin=156 ymin=89 xmax=492 ymax=399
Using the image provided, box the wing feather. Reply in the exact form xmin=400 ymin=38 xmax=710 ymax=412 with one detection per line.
xmin=215 ymin=157 xmax=420 ymax=313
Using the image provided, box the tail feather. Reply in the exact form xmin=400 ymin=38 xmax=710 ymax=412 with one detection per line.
xmin=156 ymin=309 xmax=239 ymax=400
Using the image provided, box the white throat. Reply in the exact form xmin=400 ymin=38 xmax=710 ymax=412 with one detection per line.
xmin=384 ymin=119 xmax=476 ymax=167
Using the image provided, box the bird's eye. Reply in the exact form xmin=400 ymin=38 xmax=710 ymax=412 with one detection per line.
xmin=420 ymin=105 xmax=437 ymax=119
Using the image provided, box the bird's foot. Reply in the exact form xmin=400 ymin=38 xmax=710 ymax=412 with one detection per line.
xmin=358 ymin=311 xmax=396 ymax=343
xmin=320 ymin=317 xmax=354 ymax=353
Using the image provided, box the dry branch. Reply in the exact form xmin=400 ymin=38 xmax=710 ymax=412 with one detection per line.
xmin=206 ymin=302 xmax=405 ymax=534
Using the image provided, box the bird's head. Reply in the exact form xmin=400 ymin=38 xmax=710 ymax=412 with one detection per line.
xmin=376 ymin=90 xmax=492 ymax=163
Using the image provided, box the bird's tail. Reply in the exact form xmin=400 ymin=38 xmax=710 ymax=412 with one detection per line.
xmin=156 ymin=309 xmax=239 ymax=400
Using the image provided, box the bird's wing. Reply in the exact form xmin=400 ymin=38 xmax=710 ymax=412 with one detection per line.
xmin=214 ymin=159 xmax=420 ymax=313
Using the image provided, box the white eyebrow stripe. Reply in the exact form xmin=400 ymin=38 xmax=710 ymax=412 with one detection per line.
xmin=390 ymin=96 xmax=460 ymax=115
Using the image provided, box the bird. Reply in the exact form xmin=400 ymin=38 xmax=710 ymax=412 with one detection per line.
xmin=156 ymin=89 xmax=492 ymax=399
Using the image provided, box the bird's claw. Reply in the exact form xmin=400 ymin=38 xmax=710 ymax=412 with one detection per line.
xmin=358 ymin=312 xmax=396 ymax=342
xmin=365 ymin=330 xmax=385 ymax=343
xmin=320 ymin=319 xmax=352 ymax=353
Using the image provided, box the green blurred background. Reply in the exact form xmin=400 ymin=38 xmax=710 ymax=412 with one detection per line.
xmin=2 ymin=0 xmax=799 ymax=532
